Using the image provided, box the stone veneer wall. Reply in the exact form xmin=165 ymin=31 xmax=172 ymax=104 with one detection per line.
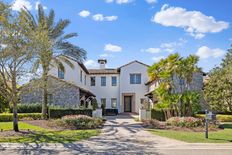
xmin=20 ymin=77 xmax=80 ymax=108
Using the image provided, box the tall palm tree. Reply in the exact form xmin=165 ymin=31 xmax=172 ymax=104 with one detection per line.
xmin=21 ymin=5 xmax=86 ymax=118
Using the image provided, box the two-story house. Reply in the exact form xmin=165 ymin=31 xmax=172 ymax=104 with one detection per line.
xmin=20 ymin=55 xmax=149 ymax=113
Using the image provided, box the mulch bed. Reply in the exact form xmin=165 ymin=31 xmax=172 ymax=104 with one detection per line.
xmin=165 ymin=126 xmax=221 ymax=132
xmin=23 ymin=120 xmax=65 ymax=130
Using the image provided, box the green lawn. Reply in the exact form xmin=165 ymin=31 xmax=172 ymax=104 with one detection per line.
xmin=149 ymin=124 xmax=232 ymax=143
xmin=0 ymin=122 xmax=100 ymax=143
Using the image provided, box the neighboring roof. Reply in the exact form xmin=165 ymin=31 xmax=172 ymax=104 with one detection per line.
xmin=88 ymin=69 xmax=119 ymax=74
xmin=118 ymin=60 xmax=150 ymax=69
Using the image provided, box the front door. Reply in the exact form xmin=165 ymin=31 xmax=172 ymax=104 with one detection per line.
xmin=124 ymin=96 xmax=132 ymax=112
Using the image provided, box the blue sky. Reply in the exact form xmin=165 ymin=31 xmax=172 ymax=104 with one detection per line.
xmin=6 ymin=0 xmax=232 ymax=72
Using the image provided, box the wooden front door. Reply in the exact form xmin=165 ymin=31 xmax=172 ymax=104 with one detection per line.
xmin=124 ymin=96 xmax=132 ymax=112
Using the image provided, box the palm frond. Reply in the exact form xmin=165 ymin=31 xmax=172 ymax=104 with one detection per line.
xmin=53 ymin=58 xmax=65 ymax=72
xmin=55 ymin=41 xmax=87 ymax=62
xmin=61 ymin=33 xmax=78 ymax=40
xmin=58 ymin=56 xmax=74 ymax=69
xmin=20 ymin=8 xmax=37 ymax=29
xmin=38 ymin=4 xmax=46 ymax=27
xmin=46 ymin=9 xmax=55 ymax=30
xmin=51 ymin=19 xmax=70 ymax=39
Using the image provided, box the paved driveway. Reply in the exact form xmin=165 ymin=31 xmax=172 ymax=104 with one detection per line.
xmin=1 ymin=114 xmax=232 ymax=155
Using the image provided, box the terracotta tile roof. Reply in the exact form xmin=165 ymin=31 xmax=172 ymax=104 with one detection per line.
xmin=88 ymin=69 xmax=119 ymax=74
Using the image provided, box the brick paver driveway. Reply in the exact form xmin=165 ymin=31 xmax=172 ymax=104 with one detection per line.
xmin=1 ymin=114 xmax=232 ymax=155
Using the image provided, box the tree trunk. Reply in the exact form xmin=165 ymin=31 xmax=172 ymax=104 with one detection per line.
xmin=12 ymin=69 xmax=19 ymax=132
xmin=13 ymin=101 xmax=19 ymax=132
xmin=42 ymin=69 xmax=48 ymax=119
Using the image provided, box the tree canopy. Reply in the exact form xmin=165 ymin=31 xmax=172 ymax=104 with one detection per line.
xmin=204 ymin=45 xmax=232 ymax=113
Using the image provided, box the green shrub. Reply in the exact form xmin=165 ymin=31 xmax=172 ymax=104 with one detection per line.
xmin=0 ymin=113 xmax=42 ymax=122
xmin=92 ymin=99 xmax=99 ymax=110
xmin=166 ymin=117 xmax=203 ymax=127
xmin=49 ymin=108 xmax=92 ymax=119
xmin=61 ymin=115 xmax=103 ymax=129
xmin=151 ymin=108 xmax=165 ymax=121
xmin=195 ymin=114 xmax=232 ymax=122
xmin=10 ymin=103 xmax=42 ymax=113
xmin=0 ymin=94 xmax=9 ymax=113
xmin=142 ymin=119 xmax=166 ymax=129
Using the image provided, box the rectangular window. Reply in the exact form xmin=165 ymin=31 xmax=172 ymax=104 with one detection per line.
xmin=101 ymin=76 xmax=106 ymax=86
xmin=80 ymin=70 xmax=83 ymax=82
xmin=111 ymin=98 xmax=117 ymax=109
xmin=130 ymin=74 xmax=141 ymax=84
xmin=90 ymin=76 xmax=95 ymax=86
xmin=58 ymin=68 xmax=64 ymax=79
xmin=101 ymin=98 xmax=106 ymax=107
xmin=84 ymin=75 xmax=86 ymax=85
xmin=111 ymin=76 xmax=117 ymax=86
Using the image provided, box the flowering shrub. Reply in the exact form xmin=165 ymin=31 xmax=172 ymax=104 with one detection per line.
xmin=166 ymin=117 xmax=203 ymax=127
xmin=142 ymin=119 xmax=166 ymax=129
xmin=61 ymin=115 xmax=103 ymax=129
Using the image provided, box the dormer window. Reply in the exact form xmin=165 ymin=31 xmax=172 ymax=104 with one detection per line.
xmin=58 ymin=68 xmax=64 ymax=79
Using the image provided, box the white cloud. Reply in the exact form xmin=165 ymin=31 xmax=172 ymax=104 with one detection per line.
xmin=105 ymin=0 xmax=133 ymax=4
xmin=100 ymin=53 xmax=109 ymax=57
xmin=79 ymin=10 xmax=91 ymax=18
xmin=100 ymin=53 xmax=114 ymax=58
xmin=116 ymin=0 xmax=133 ymax=4
xmin=35 ymin=1 xmax=47 ymax=10
xmin=143 ymin=38 xmax=187 ymax=54
xmin=145 ymin=0 xmax=158 ymax=4
xmin=152 ymin=4 xmax=229 ymax=39
xmin=11 ymin=0 xmax=32 ymax=11
xmin=92 ymin=14 xmax=104 ymax=21
xmin=105 ymin=16 xmax=118 ymax=21
xmin=152 ymin=56 xmax=165 ymax=62
xmin=92 ymin=14 xmax=118 ymax=21
xmin=84 ymin=60 xmax=98 ymax=69
xmin=160 ymin=38 xmax=187 ymax=53
xmin=104 ymin=44 xmax=122 ymax=52
xmin=141 ymin=48 xmax=161 ymax=53
xmin=105 ymin=0 xmax=114 ymax=3
xmin=196 ymin=46 xmax=225 ymax=59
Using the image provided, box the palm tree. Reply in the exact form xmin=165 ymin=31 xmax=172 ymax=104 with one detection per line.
xmin=21 ymin=5 xmax=86 ymax=118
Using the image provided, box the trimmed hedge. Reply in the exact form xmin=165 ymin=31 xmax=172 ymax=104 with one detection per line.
xmin=195 ymin=114 xmax=232 ymax=122
xmin=0 ymin=113 xmax=42 ymax=122
xmin=151 ymin=108 xmax=165 ymax=121
xmin=49 ymin=108 xmax=92 ymax=119
xmin=10 ymin=104 xmax=42 ymax=113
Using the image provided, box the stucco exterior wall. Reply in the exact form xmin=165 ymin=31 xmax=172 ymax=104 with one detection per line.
xmin=119 ymin=62 xmax=149 ymax=113
xmin=88 ymin=74 xmax=120 ymax=109
xmin=48 ymin=57 xmax=89 ymax=90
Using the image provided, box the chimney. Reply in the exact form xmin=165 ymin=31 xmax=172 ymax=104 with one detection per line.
xmin=98 ymin=59 xmax=107 ymax=69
